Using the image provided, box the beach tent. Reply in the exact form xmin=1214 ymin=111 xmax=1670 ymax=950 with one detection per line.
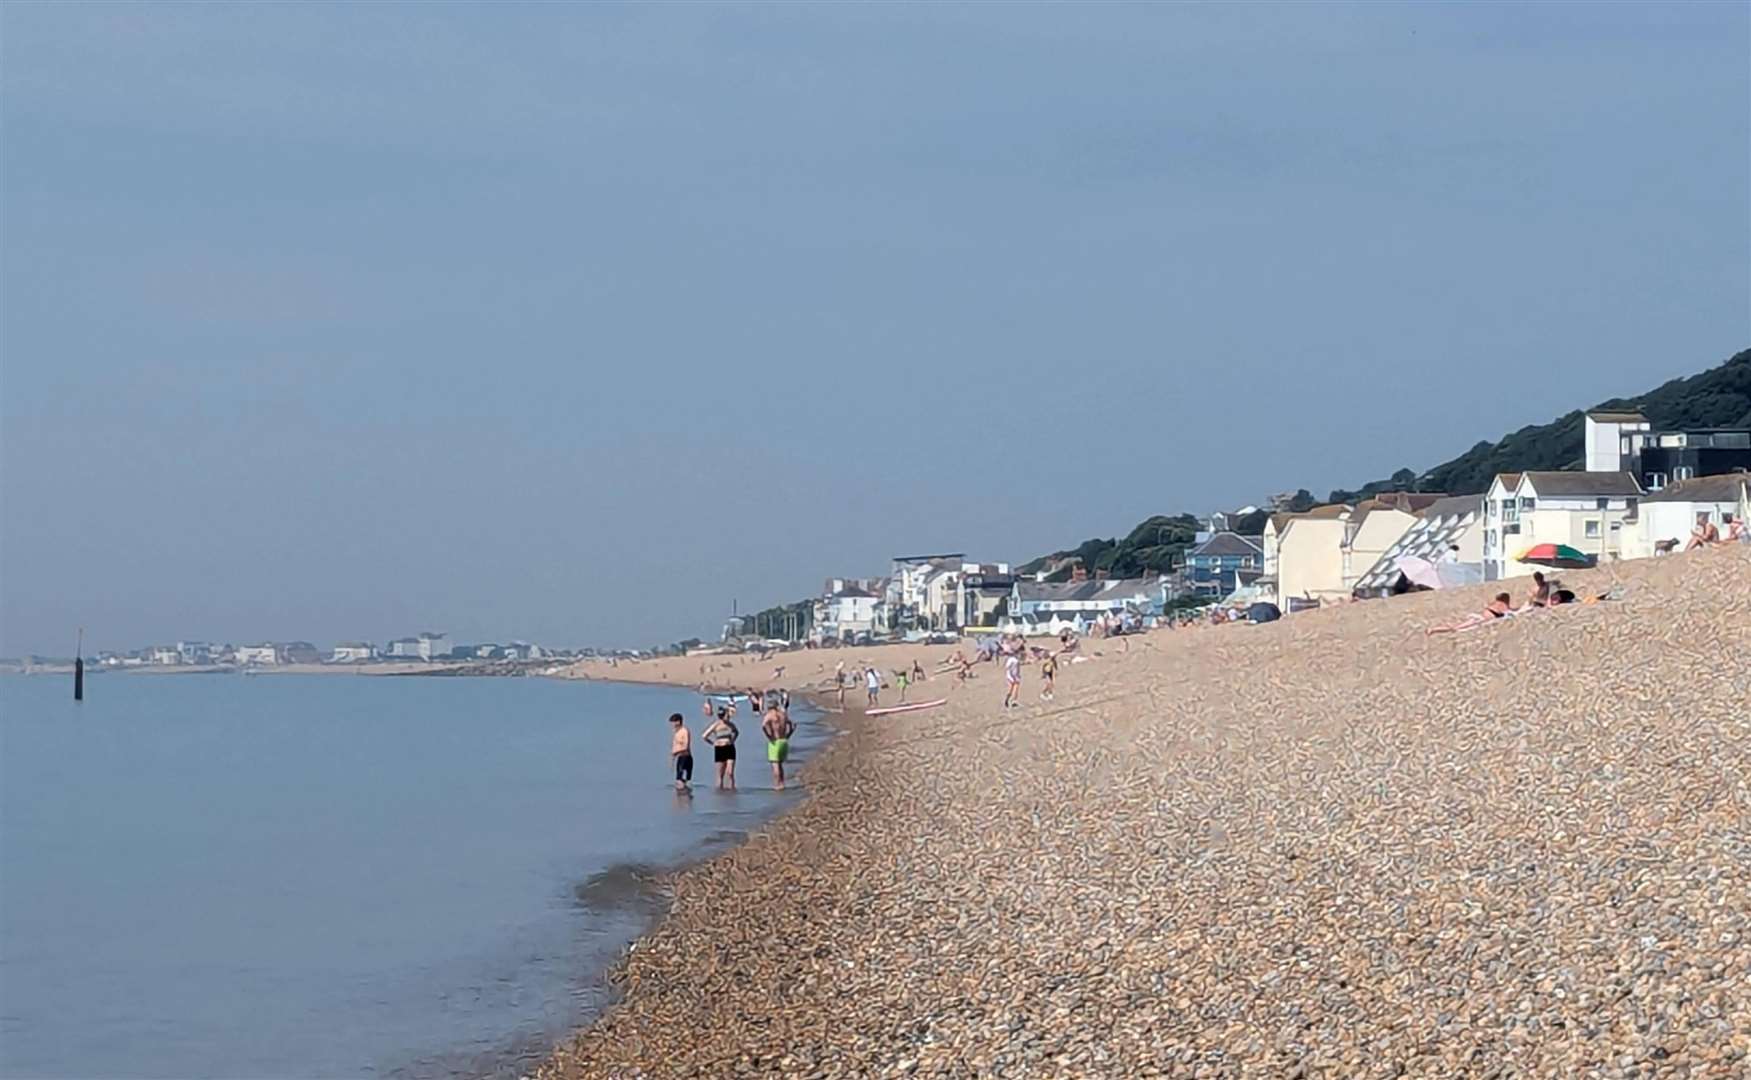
xmin=1246 ymin=602 xmax=1281 ymax=624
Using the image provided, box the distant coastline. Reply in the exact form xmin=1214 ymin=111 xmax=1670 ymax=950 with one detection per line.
xmin=0 ymin=659 xmax=562 ymax=679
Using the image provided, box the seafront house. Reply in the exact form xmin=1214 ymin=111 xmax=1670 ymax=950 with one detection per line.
xmin=236 ymin=644 xmax=280 ymax=666
xmin=957 ymin=565 xmax=1016 ymax=629
xmin=387 ymin=632 xmax=447 ymax=660
xmin=1272 ymin=504 xmax=1353 ymax=611
xmin=176 ymin=641 xmax=213 ymax=664
xmin=1339 ymin=493 xmax=1448 ymax=592
xmin=1351 ymin=494 xmax=1485 ymax=598
xmin=1621 ymin=474 xmax=1751 ymax=559
xmin=886 ymin=554 xmax=965 ymax=632
xmin=814 ymin=579 xmax=881 ymax=642
xmin=1585 ymin=409 xmax=1751 ymax=490
xmin=1006 ymin=577 xmax=1165 ymax=633
xmin=1481 ymin=471 xmax=1642 ymax=581
xmin=1183 ymin=532 xmax=1264 ymax=598
xmin=280 ymin=642 xmax=322 ymax=665
xmin=330 ymin=642 xmax=377 ymax=663
xmin=149 ymin=645 xmax=182 ymax=666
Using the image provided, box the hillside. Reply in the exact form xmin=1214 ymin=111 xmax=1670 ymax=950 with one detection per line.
xmin=1023 ymin=346 xmax=1750 ymax=577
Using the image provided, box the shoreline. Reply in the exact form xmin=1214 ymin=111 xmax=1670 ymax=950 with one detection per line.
xmin=538 ymin=547 xmax=1751 ymax=1078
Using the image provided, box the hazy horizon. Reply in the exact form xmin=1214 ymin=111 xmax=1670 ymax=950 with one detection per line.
xmin=3 ymin=2 xmax=1747 ymax=655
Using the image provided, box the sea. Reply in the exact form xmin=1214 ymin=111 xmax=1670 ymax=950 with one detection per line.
xmin=0 ymin=671 xmax=823 ymax=1079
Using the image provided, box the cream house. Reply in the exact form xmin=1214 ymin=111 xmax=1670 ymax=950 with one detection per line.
xmin=1622 ymin=474 xmax=1750 ymax=559
xmin=1350 ymin=494 xmax=1486 ymax=597
xmin=1274 ymin=504 xmax=1353 ymax=610
xmin=1340 ymin=493 xmax=1447 ymax=591
xmin=1481 ymin=471 xmax=1642 ymax=580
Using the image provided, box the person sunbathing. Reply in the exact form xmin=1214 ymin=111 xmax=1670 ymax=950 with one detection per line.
xmin=1426 ymin=593 xmax=1515 ymax=635
xmin=1686 ymin=514 xmax=1720 ymax=550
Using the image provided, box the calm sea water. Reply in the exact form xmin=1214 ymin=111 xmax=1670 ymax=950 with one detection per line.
xmin=0 ymin=672 xmax=821 ymax=1079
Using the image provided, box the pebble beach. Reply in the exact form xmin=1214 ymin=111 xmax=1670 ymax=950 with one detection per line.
xmin=541 ymin=546 xmax=1750 ymax=1079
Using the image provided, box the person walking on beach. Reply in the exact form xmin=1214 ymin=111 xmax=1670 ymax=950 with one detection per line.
xmin=1003 ymin=649 xmax=1022 ymax=709
xmin=865 ymin=665 xmax=880 ymax=708
xmin=912 ymin=659 xmax=926 ymax=683
xmin=834 ymin=662 xmax=848 ymax=711
xmin=895 ymin=667 xmax=909 ymax=703
xmin=762 ymin=700 xmax=795 ymax=790
xmin=668 ymin=713 xmax=694 ymax=793
xmin=701 ymin=706 xmax=739 ymax=790
xmin=1040 ymin=651 xmax=1057 ymax=702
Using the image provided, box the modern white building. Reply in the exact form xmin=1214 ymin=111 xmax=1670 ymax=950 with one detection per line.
xmin=1481 ymin=471 xmax=1643 ymax=580
xmin=149 ymin=646 xmax=182 ymax=666
xmin=1584 ymin=410 xmax=1652 ymax=473
xmin=331 ymin=642 xmax=378 ymax=663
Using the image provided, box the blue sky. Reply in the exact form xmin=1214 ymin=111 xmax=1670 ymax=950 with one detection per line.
xmin=2 ymin=2 xmax=1746 ymax=654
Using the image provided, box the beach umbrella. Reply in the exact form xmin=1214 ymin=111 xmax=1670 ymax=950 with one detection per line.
xmin=1395 ymin=555 xmax=1444 ymax=590
xmin=1516 ymin=543 xmax=1595 ymax=569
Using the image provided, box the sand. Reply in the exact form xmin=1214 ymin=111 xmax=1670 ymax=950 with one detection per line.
xmin=540 ymin=546 xmax=1750 ymax=1079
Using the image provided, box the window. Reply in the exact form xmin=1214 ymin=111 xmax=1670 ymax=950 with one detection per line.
xmin=1596 ymin=497 xmax=1610 ymax=510
xmin=1647 ymin=472 xmax=1667 ymax=490
xmin=1519 ymin=497 xmax=1537 ymax=511
xmin=1504 ymin=523 xmax=1521 ymax=536
xmin=1585 ymin=520 xmax=1601 ymax=539
xmin=1674 ymin=466 xmax=1694 ymax=481
xmin=1503 ymin=501 xmax=1520 ymax=525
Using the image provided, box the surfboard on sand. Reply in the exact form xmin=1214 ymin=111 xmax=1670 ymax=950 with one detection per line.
xmin=866 ymin=698 xmax=947 ymax=717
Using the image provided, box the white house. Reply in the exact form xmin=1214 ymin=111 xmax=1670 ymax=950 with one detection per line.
xmin=176 ymin=641 xmax=213 ymax=664
xmin=331 ymin=642 xmax=377 ymax=663
xmin=149 ymin=645 xmax=182 ymax=666
xmin=887 ymin=554 xmax=964 ymax=631
xmin=1481 ymin=471 xmax=1642 ymax=580
xmin=1622 ymin=473 xmax=1751 ymax=559
xmin=815 ymin=580 xmax=881 ymax=642
xmin=236 ymin=644 xmax=280 ymax=666
xmin=387 ymin=633 xmax=446 ymax=660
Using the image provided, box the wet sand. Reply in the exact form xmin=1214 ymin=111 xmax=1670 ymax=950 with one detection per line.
xmin=540 ymin=546 xmax=1750 ymax=1078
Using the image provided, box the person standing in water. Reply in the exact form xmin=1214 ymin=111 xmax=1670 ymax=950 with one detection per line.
xmin=668 ymin=713 xmax=693 ymax=792
xmin=762 ymin=700 xmax=795 ymax=790
xmin=701 ymin=706 xmax=739 ymax=790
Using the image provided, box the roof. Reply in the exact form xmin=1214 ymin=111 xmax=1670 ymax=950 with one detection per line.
xmin=1586 ymin=410 xmax=1648 ymax=423
xmin=829 ymin=585 xmax=875 ymax=599
xmin=1417 ymin=494 xmax=1484 ymax=520
xmin=1349 ymin=493 xmax=1448 ymax=531
xmin=1639 ymin=473 xmax=1751 ymax=504
xmin=1519 ymin=470 xmax=1642 ymax=497
xmin=1189 ymin=531 xmax=1265 ymax=558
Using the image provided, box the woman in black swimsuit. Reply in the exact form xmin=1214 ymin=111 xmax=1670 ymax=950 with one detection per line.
xmin=701 ymin=707 xmax=739 ymax=790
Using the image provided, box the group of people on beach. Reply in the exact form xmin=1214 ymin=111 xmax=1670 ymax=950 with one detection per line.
xmin=830 ymin=658 xmax=928 ymax=711
xmin=667 ymin=687 xmax=795 ymax=794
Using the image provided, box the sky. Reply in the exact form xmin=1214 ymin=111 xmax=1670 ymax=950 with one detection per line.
xmin=2 ymin=2 xmax=1747 ymax=655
